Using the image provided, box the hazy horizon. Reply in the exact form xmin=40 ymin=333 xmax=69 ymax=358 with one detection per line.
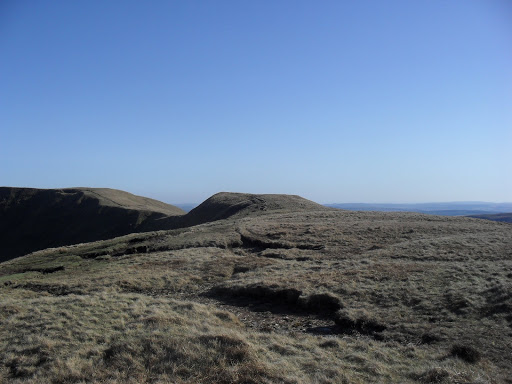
xmin=173 ymin=199 xmax=512 ymax=207
xmin=1 ymin=1 xmax=510 ymax=203
xmin=3 ymin=185 xmax=512 ymax=207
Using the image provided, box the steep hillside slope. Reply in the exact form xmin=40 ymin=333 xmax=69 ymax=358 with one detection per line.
xmin=0 ymin=187 xmax=185 ymax=262
xmin=1 ymin=206 xmax=511 ymax=383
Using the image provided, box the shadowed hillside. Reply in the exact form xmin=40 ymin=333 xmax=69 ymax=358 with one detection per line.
xmin=0 ymin=187 xmax=186 ymax=262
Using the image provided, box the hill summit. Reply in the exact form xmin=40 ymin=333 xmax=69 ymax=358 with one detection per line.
xmin=182 ymin=192 xmax=327 ymax=226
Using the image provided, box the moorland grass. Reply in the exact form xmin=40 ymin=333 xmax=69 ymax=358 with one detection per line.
xmin=1 ymin=206 xmax=511 ymax=383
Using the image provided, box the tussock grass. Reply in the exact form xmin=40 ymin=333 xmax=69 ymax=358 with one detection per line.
xmin=1 ymin=287 xmax=446 ymax=383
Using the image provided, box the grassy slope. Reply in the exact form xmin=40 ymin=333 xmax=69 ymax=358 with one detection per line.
xmin=1 ymin=200 xmax=511 ymax=383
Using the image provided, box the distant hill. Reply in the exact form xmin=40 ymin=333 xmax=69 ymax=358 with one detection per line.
xmin=326 ymin=202 xmax=512 ymax=216
xmin=182 ymin=192 xmax=328 ymax=225
xmin=467 ymin=212 xmax=512 ymax=223
xmin=148 ymin=192 xmax=329 ymax=230
xmin=0 ymin=187 xmax=186 ymax=262
xmin=0 ymin=189 xmax=327 ymax=262
xmin=5 ymin=189 xmax=510 ymax=263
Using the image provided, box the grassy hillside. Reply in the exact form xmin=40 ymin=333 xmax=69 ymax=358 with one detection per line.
xmin=1 ymin=194 xmax=511 ymax=383
xmin=0 ymin=187 xmax=186 ymax=262
xmin=0 ymin=189 xmax=322 ymax=263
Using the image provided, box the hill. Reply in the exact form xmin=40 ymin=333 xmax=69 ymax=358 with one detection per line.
xmin=1 ymin=195 xmax=511 ymax=383
xmin=0 ymin=187 xmax=186 ymax=262
xmin=181 ymin=192 xmax=328 ymax=226
xmin=0 ymin=189 xmax=324 ymax=262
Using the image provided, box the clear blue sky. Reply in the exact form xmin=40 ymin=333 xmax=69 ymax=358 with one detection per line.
xmin=1 ymin=1 xmax=511 ymax=204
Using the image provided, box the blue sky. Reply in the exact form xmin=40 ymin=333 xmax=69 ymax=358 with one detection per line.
xmin=1 ymin=1 xmax=511 ymax=204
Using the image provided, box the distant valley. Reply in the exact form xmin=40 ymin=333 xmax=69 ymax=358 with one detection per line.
xmin=466 ymin=212 xmax=512 ymax=223
xmin=173 ymin=203 xmax=198 ymax=212
xmin=326 ymin=202 xmax=512 ymax=218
